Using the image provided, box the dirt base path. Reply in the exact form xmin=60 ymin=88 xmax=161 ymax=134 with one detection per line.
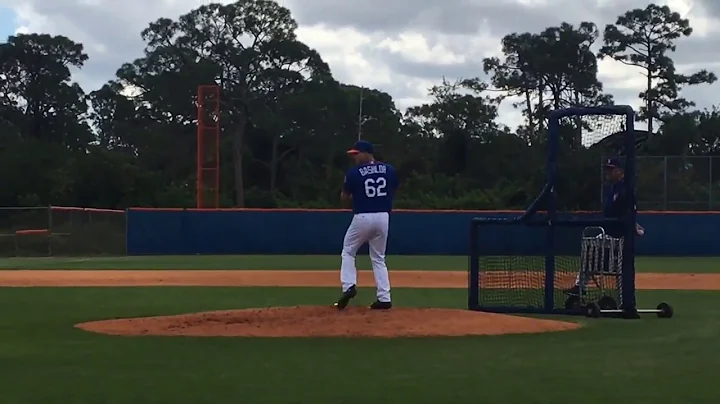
xmin=0 ymin=270 xmax=718 ymax=290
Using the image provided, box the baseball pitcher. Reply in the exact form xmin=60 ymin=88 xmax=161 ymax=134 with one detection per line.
xmin=334 ymin=140 xmax=398 ymax=310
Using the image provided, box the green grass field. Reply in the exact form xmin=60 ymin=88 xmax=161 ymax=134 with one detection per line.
xmin=0 ymin=255 xmax=718 ymax=404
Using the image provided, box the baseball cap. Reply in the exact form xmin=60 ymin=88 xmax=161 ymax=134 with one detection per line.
xmin=347 ymin=140 xmax=374 ymax=155
xmin=605 ymin=157 xmax=624 ymax=169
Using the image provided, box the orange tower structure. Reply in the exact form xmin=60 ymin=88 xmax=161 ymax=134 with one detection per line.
xmin=196 ymin=85 xmax=221 ymax=208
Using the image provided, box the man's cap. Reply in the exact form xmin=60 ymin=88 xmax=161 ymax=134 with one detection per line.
xmin=605 ymin=157 xmax=624 ymax=169
xmin=347 ymin=140 xmax=374 ymax=155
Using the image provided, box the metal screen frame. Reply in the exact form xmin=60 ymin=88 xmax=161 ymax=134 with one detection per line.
xmin=468 ymin=105 xmax=637 ymax=315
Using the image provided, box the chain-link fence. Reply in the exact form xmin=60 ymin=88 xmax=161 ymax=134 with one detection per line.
xmin=0 ymin=206 xmax=126 ymax=257
xmin=601 ymin=156 xmax=720 ymax=211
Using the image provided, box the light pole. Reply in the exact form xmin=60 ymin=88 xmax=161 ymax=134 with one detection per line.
xmin=357 ymin=86 xmax=375 ymax=140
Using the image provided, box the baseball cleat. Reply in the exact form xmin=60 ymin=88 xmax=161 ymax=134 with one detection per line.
xmin=334 ymin=285 xmax=357 ymax=310
xmin=369 ymin=300 xmax=392 ymax=310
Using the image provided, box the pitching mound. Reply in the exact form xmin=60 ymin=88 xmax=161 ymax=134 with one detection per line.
xmin=75 ymin=306 xmax=581 ymax=338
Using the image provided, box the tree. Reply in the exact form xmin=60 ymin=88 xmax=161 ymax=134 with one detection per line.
xmin=0 ymin=33 xmax=99 ymax=207
xmin=251 ymin=82 xmax=405 ymax=207
xmin=0 ymin=33 xmax=92 ymax=148
xmin=405 ymin=78 xmax=502 ymax=174
xmin=403 ymin=78 xmax=547 ymax=206
xmin=599 ymin=4 xmax=717 ymax=134
xmin=484 ymin=32 xmax=545 ymax=136
xmin=406 ymin=78 xmax=502 ymax=139
xmin=536 ymin=22 xmax=613 ymax=111
xmin=88 ymin=83 xmax=139 ymax=151
xmin=117 ymin=0 xmax=331 ymax=206
xmin=1 ymin=2 xmax=719 ymax=212
xmin=485 ymin=23 xmax=613 ymax=143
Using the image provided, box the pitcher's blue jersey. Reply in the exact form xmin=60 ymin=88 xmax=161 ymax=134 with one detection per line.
xmin=343 ymin=162 xmax=398 ymax=214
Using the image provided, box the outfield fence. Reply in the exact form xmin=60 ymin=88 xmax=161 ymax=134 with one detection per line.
xmin=603 ymin=156 xmax=720 ymax=211
xmin=3 ymin=205 xmax=720 ymax=257
xmin=0 ymin=206 xmax=126 ymax=257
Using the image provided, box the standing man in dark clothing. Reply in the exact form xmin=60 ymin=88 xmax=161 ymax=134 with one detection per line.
xmin=602 ymin=157 xmax=644 ymax=237
xmin=565 ymin=157 xmax=644 ymax=296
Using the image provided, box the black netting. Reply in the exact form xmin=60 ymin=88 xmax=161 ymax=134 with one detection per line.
xmin=470 ymin=109 xmax=635 ymax=313
xmin=474 ymin=220 xmax=546 ymax=309
xmin=0 ymin=208 xmax=51 ymax=257
xmin=555 ymin=114 xmax=627 ymax=211
xmin=472 ymin=219 xmax=622 ymax=311
xmin=0 ymin=207 xmax=127 ymax=257
xmin=50 ymin=208 xmax=126 ymax=256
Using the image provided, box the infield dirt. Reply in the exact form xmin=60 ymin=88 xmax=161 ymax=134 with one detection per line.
xmin=0 ymin=270 xmax=718 ymax=289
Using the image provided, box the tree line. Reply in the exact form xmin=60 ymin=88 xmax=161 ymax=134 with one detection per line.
xmin=1 ymin=0 xmax=719 ymax=211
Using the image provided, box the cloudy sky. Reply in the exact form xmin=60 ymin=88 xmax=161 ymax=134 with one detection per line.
xmin=0 ymin=0 xmax=718 ymax=128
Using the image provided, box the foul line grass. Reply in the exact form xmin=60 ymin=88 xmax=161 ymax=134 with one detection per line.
xmin=0 ymin=255 xmax=717 ymax=272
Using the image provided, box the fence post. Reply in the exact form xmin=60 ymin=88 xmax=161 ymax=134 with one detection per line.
xmin=663 ymin=156 xmax=668 ymax=210
xmin=710 ymin=156 xmax=714 ymax=210
xmin=600 ymin=155 xmax=605 ymax=207
xmin=124 ymin=208 xmax=129 ymax=256
xmin=47 ymin=205 xmax=52 ymax=256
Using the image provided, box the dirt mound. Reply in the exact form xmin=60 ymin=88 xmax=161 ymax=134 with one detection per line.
xmin=75 ymin=306 xmax=581 ymax=338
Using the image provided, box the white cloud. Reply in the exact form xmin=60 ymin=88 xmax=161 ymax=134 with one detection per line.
xmin=376 ymin=33 xmax=466 ymax=65
xmin=2 ymin=0 xmax=718 ymax=130
xmin=295 ymin=25 xmax=394 ymax=88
